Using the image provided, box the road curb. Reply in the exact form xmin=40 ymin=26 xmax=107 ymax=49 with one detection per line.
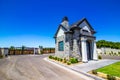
xmin=44 ymin=57 xmax=104 ymax=80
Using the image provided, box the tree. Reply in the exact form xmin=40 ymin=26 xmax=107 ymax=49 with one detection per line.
xmin=9 ymin=46 xmax=15 ymax=50
xmin=97 ymin=40 xmax=120 ymax=49
xmin=39 ymin=46 xmax=43 ymax=50
xmin=9 ymin=46 xmax=15 ymax=55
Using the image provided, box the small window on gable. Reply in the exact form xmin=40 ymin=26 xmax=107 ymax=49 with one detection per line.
xmin=83 ymin=29 xmax=89 ymax=32
xmin=58 ymin=41 xmax=64 ymax=51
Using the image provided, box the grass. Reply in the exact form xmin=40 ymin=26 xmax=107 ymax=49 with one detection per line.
xmin=96 ymin=61 xmax=120 ymax=77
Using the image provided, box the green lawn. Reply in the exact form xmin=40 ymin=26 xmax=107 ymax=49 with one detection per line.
xmin=96 ymin=61 xmax=120 ymax=77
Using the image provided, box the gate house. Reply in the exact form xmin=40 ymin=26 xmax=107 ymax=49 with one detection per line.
xmin=54 ymin=17 xmax=98 ymax=62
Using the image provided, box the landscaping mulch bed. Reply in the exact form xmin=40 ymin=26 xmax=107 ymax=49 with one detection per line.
xmin=48 ymin=58 xmax=83 ymax=67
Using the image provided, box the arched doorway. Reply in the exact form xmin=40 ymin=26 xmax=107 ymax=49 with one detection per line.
xmin=86 ymin=40 xmax=93 ymax=60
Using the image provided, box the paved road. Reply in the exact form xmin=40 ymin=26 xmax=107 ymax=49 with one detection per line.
xmin=0 ymin=54 xmax=84 ymax=80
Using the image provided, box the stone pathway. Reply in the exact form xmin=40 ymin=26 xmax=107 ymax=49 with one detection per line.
xmin=69 ymin=59 xmax=119 ymax=73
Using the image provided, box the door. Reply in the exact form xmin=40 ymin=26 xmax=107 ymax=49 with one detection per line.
xmin=86 ymin=40 xmax=92 ymax=60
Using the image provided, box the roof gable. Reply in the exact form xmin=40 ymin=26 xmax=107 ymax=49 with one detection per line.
xmin=54 ymin=17 xmax=96 ymax=38
xmin=54 ymin=25 xmax=67 ymax=38
xmin=57 ymin=27 xmax=65 ymax=37
xmin=71 ymin=18 xmax=96 ymax=33
xmin=82 ymin=25 xmax=91 ymax=32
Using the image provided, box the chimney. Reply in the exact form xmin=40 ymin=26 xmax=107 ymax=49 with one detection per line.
xmin=61 ymin=16 xmax=69 ymax=29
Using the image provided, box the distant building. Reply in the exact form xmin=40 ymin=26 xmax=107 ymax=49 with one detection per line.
xmin=54 ymin=17 xmax=98 ymax=62
xmin=0 ymin=48 xmax=9 ymax=56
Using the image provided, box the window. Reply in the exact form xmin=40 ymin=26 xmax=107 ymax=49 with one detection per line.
xmin=58 ymin=41 xmax=64 ymax=51
xmin=83 ymin=29 xmax=89 ymax=32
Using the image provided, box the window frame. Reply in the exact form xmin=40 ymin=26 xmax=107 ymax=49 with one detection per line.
xmin=58 ymin=41 xmax=64 ymax=51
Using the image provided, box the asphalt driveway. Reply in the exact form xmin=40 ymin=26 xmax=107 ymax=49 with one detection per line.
xmin=0 ymin=54 xmax=85 ymax=80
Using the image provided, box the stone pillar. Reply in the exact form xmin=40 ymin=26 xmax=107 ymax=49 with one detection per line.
xmin=1 ymin=48 xmax=4 ymax=55
xmin=72 ymin=39 xmax=81 ymax=60
xmin=34 ymin=48 xmax=35 ymax=55
xmin=65 ymin=42 xmax=70 ymax=60
xmin=73 ymin=39 xmax=79 ymax=55
xmin=64 ymin=32 xmax=72 ymax=60
xmin=93 ymin=40 xmax=98 ymax=60
xmin=81 ymin=38 xmax=88 ymax=62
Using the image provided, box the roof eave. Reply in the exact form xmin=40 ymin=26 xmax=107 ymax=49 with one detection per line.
xmin=53 ymin=24 xmax=67 ymax=38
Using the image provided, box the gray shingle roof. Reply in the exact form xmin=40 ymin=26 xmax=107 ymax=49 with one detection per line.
xmin=54 ymin=17 xmax=96 ymax=38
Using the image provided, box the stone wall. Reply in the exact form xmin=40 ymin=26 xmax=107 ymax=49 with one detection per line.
xmin=55 ymin=35 xmax=67 ymax=58
xmin=64 ymin=42 xmax=71 ymax=59
xmin=71 ymin=29 xmax=82 ymax=60
xmin=72 ymin=39 xmax=82 ymax=61
xmin=97 ymin=47 xmax=120 ymax=54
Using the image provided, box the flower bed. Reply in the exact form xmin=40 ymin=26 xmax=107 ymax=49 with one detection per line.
xmin=48 ymin=55 xmax=79 ymax=65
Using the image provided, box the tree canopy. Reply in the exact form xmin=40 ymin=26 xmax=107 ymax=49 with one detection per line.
xmin=96 ymin=40 xmax=120 ymax=49
xmin=9 ymin=46 xmax=15 ymax=50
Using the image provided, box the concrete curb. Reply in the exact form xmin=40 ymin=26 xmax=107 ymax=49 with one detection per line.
xmin=44 ymin=57 xmax=104 ymax=80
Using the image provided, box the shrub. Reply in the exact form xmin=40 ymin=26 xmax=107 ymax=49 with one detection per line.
xmin=52 ymin=56 xmax=55 ymax=60
xmin=92 ymin=70 xmax=97 ymax=75
xmin=64 ymin=58 xmax=66 ymax=61
xmin=69 ymin=58 xmax=78 ymax=64
xmin=56 ymin=57 xmax=58 ymax=61
xmin=0 ymin=55 xmax=4 ymax=59
xmin=49 ymin=55 xmax=53 ymax=59
xmin=104 ymin=52 xmax=106 ymax=54
xmin=109 ymin=53 xmax=111 ymax=56
xmin=40 ymin=50 xmax=44 ymax=54
xmin=98 ymin=55 xmax=102 ymax=59
xmin=57 ymin=57 xmax=62 ymax=61
xmin=54 ymin=56 xmax=57 ymax=60
xmin=114 ymin=53 xmax=116 ymax=56
xmin=118 ymin=52 xmax=120 ymax=55
xmin=63 ymin=60 xmax=67 ymax=63
xmin=60 ymin=58 xmax=63 ymax=62
xmin=109 ymin=53 xmax=111 ymax=55
xmin=107 ymin=74 xmax=116 ymax=80
xmin=67 ymin=61 xmax=71 ymax=65
xmin=111 ymin=51 xmax=113 ymax=55
xmin=63 ymin=58 xmax=67 ymax=63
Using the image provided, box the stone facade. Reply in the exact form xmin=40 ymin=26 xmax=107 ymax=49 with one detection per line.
xmin=54 ymin=17 xmax=98 ymax=62
xmin=55 ymin=35 xmax=66 ymax=58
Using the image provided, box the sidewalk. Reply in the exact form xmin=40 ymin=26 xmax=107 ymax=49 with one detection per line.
xmin=69 ymin=59 xmax=119 ymax=73
xmin=44 ymin=58 xmax=119 ymax=80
